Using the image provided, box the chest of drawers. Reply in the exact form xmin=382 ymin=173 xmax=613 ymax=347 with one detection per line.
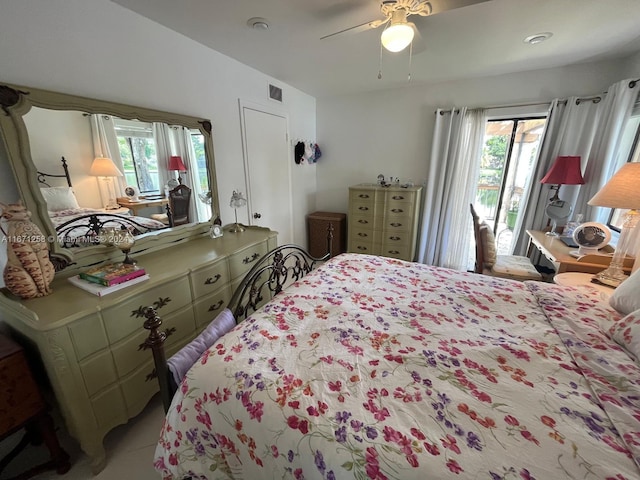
xmin=0 ymin=226 xmax=277 ymax=473
xmin=348 ymin=184 xmax=422 ymax=261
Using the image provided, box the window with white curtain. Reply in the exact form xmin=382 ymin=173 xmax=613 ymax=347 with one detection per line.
xmin=114 ymin=119 xmax=160 ymax=193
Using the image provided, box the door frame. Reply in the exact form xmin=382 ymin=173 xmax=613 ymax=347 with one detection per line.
xmin=238 ymin=99 xmax=294 ymax=236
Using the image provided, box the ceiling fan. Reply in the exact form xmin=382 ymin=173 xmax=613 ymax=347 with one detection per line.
xmin=321 ymin=0 xmax=491 ymax=53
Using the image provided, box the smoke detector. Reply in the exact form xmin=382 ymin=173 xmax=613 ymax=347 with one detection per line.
xmin=247 ymin=17 xmax=269 ymax=30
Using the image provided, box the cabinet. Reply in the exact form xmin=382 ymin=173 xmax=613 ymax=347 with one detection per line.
xmin=347 ymin=184 xmax=422 ymax=261
xmin=307 ymin=212 xmax=346 ymax=258
xmin=0 ymin=227 xmax=276 ymax=474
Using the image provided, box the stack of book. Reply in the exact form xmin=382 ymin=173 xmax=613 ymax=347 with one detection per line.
xmin=68 ymin=263 xmax=149 ymax=296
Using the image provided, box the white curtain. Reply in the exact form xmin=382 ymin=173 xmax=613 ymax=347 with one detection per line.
xmin=417 ymin=108 xmax=486 ymax=269
xmin=90 ymin=114 xmax=125 ymax=200
xmin=512 ymin=79 xmax=639 ymax=254
xmin=152 ymin=122 xmax=172 ymax=193
xmin=175 ymin=127 xmax=205 ymax=222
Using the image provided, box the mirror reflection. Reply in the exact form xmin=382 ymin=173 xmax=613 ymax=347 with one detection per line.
xmin=24 ymin=106 xmax=211 ymax=248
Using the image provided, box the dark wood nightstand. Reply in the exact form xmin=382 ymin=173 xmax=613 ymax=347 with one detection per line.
xmin=0 ymin=334 xmax=70 ymax=479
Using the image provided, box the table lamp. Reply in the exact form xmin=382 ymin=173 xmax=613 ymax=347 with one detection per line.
xmin=540 ymin=155 xmax=584 ymax=235
xmin=588 ymin=162 xmax=640 ymax=287
xmin=89 ymin=157 xmax=123 ymax=210
xmin=168 ymin=155 xmax=187 ymax=185
xmin=229 ymin=190 xmax=247 ymax=233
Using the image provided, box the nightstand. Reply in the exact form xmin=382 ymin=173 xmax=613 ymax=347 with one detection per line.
xmin=553 ymin=272 xmax=615 ymax=298
xmin=97 ymin=207 xmax=131 ymax=215
xmin=0 ymin=334 xmax=70 ymax=479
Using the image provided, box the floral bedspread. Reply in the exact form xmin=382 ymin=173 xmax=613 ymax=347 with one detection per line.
xmin=154 ymin=254 xmax=640 ymax=480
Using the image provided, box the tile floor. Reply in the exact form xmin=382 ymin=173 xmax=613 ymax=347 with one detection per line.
xmin=0 ymin=394 xmax=164 ymax=479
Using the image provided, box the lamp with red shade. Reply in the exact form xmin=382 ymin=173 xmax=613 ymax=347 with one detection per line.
xmin=168 ymin=155 xmax=187 ymax=186
xmin=540 ymin=155 xmax=585 ymax=235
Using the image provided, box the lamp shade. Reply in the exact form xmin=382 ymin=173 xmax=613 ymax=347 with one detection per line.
xmin=540 ymin=156 xmax=585 ymax=185
xmin=89 ymin=157 xmax=123 ymax=177
xmin=588 ymin=162 xmax=640 ymax=209
xmin=168 ymin=155 xmax=187 ymax=172
xmin=230 ymin=190 xmax=247 ymax=208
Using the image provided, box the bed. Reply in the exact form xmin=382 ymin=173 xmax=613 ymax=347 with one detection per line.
xmin=151 ymin=252 xmax=640 ymax=480
xmin=37 ymin=157 xmax=166 ymax=247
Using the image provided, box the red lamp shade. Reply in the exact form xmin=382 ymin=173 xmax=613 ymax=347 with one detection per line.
xmin=168 ymin=155 xmax=187 ymax=172
xmin=540 ymin=156 xmax=584 ymax=185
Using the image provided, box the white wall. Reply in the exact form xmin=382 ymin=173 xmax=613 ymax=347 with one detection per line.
xmin=315 ymin=58 xmax=637 ymax=214
xmin=0 ymin=0 xmax=317 ymax=245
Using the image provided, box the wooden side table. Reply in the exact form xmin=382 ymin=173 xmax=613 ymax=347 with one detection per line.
xmin=553 ymin=272 xmax=615 ymax=298
xmin=0 ymin=334 xmax=70 ymax=479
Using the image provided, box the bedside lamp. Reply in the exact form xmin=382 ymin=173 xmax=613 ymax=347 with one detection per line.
xmin=540 ymin=156 xmax=584 ymax=235
xmin=229 ymin=190 xmax=247 ymax=233
xmin=168 ymin=155 xmax=187 ymax=185
xmin=588 ymin=162 xmax=640 ymax=287
xmin=90 ymin=157 xmax=123 ymax=210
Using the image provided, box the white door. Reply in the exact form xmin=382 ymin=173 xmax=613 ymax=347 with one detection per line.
xmin=241 ymin=104 xmax=293 ymax=245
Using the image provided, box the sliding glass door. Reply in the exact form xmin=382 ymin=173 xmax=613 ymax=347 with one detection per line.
xmin=475 ymin=117 xmax=547 ymax=254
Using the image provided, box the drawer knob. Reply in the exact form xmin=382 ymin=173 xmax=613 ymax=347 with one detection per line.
xmin=388 ymin=250 xmax=400 ymax=255
xmin=243 ymin=252 xmax=260 ymax=264
xmin=208 ymin=300 xmax=224 ymax=312
xmin=390 ymin=222 xmax=402 ymax=227
xmin=391 ymin=208 xmax=404 ymax=213
xmin=138 ymin=327 xmax=176 ymax=351
xmin=358 ymin=206 xmax=369 ymax=211
xmin=204 ymin=274 xmax=221 ymax=285
xmin=357 ymin=246 xmax=368 ymax=251
xmin=358 ymin=194 xmax=370 ymax=198
xmin=358 ymin=219 xmax=369 ymax=224
xmin=357 ymin=232 xmax=368 ymax=237
xmin=389 ymin=236 xmax=401 ymax=241
xmin=392 ymin=195 xmax=405 ymax=200
xmin=131 ymin=297 xmax=172 ymax=318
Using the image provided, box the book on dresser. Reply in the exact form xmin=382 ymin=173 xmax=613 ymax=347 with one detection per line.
xmin=68 ymin=272 xmax=150 ymax=296
xmin=79 ymin=263 xmax=146 ymax=286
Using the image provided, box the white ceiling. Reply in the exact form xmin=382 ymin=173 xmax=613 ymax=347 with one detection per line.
xmin=110 ymin=0 xmax=640 ymax=98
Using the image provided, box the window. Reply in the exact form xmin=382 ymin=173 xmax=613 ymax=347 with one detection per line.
xmin=115 ymin=119 xmax=160 ymax=194
xmin=474 ymin=117 xmax=548 ymax=254
xmin=190 ymin=130 xmax=208 ymax=191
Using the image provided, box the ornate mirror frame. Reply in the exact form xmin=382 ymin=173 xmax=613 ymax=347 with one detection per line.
xmin=0 ymin=82 xmax=220 ymax=272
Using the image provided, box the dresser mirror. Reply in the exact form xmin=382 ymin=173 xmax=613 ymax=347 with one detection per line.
xmin=0 ymin=82 xmax=220 ymax=272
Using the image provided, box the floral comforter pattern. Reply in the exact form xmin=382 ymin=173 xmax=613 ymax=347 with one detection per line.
xmin=154 ymin=254 xmax=640 ymax=479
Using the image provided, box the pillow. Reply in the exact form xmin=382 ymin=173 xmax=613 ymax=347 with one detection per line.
xmin=40 ymin=186 xmax=80 ymax=211
xmin=479 ymin=223 xmax=497 ymax=267
xmin=606 ymin=308 xmax=640 ymax=360
xmin=609 ymin=268 xmax=640 ymax=315
xmin=166 ymin=308 xmax=236 ymax=386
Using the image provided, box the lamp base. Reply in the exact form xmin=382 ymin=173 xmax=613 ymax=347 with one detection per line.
xmin=228 ymin=223 xmax=245 ymax=233
xmin=593 ymin=267 xmax=627 ymax=288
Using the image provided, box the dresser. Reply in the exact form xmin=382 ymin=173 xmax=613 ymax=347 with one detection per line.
xmin=348 ymin=184 xmax=423 ymax=261
xmin=0 ymin=226 xmax=276 ymax=474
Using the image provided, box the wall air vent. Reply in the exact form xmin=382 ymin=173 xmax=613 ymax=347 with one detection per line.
xmin=269 ymin=84 xmax=283 ymax=102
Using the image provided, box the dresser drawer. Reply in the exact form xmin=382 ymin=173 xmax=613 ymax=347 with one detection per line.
xmin=381 ymin=231 xmax=411 ymax=247
xmin=191 ymin=259 xmax=229 ymax=299
xmin=348 ymin=239 xmax=375 ymax=255
xmin=381 ymin=216 xmax=413 ymax=233
xmin=120 ymin=341 xmax=182 ymax=417
xmin=349 ymin=189 xmax=378 ymax=203
xmin=102 ymin=277 xmax=191 ymax=345
xmin=69 ymin=313 xmax=108 ymax=361
xmin=194 ymin=285 xmax=231 ymax=328
xmin=110 ymin=305 xmax=195 ymax=378
xmin=379 ymin=243 xmax=412 ymax=261
xmin=80 ymin=349 xmax=118 ymax=397
xmin=229 ymin=242 xmax=268 ymax=280
xmin=382 ymin=202 xmax=414 ymax=220
xmin=350 ymin=214 xmax=375 ymax=230
xmin=349 ymin=200 xmax=378 ymax=218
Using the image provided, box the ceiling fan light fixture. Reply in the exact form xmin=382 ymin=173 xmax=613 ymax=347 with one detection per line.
xmin=381 ymin=22 xmax=414 ymax=52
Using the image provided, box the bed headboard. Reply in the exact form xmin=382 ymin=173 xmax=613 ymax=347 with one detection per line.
xmin=36 ymin=156 xmax=72 ymax=187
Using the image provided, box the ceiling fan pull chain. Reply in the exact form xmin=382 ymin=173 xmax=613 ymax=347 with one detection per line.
xmin=378 ymin=41 xmax=384 ymax=79
xmin=407 ymin=41 xmax=413 ymax=81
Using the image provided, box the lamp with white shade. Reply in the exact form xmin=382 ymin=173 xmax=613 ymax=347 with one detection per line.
xmin=588 ymin=162 xmax=640 ymax=287
xmin=229 ymin=190 xmax=247 ymax=233
xmin=89 ymin=157 xmax=123 ymax=210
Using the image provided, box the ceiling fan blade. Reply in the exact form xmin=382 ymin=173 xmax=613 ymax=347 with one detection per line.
xmin=417 ymin=0 xmax=491 ymax=16
xmin=320 ymin=18 xmax=386 ymax=40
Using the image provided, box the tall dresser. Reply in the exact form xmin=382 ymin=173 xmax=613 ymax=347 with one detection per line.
xmin=348 ymin=184 xmax=423 ymax=261
xmin=0 ymin=227 xmax=276 ymax=474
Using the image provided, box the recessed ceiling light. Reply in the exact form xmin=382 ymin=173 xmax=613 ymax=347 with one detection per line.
xmin=247 ymin=17 xmax=269 ymax=30
xmin=524 ymin=32 xmax=553 ymax=45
